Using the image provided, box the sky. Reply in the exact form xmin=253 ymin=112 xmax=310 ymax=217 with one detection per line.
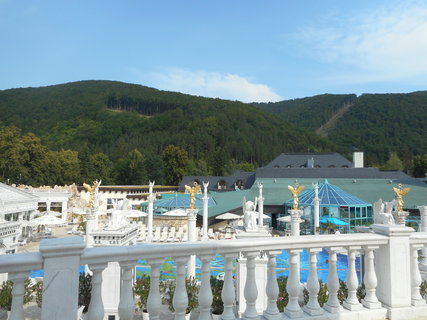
xmin=1 ymin=0 xmax=427 ymax=102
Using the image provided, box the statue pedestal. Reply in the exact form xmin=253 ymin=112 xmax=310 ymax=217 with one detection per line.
xmin=289 ymin=209 xmax=303 ymax=236
xmin=394 ymin=211 xmax=409 ymax=226
xmin=186 ymin=208 xmax=198 ymax=278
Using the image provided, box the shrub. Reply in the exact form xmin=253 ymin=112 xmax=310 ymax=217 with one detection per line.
xmin=210 ymin=277 xmax=224 ymax=315
xmin=134 ymin=276 xmax=150 ymax=311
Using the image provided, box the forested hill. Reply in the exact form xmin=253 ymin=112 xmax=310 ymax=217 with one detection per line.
xmin=254 ymin=91 xmax=427 ymax=165
xmin=0 ymin=80 xmax=332 ymax=186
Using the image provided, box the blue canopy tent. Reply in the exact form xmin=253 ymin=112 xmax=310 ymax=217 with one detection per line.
xmin=286 ymin=179 xmax=372 ymax=233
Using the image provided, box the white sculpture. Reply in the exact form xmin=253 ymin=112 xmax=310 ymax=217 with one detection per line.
xmin=373 ymin=199 xmax=396 ymax=225
xmin=242 ymin=197 xmax=258 ymax=231
xmin=149 ymin=180 xmax=155 ymax=195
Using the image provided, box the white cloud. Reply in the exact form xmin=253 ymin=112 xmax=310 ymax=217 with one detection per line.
xmin=141 ymin=68 xmax=282 ymax=103
xmin=294 ymin=1 xmax=427 ymax=83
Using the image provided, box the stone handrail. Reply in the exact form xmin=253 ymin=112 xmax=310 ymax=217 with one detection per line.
xmin=2 ymin=227 xmax=427 ymax=320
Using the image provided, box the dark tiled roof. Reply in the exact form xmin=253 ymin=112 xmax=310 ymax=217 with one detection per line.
xmin=255 ymin=167 xmax=411 ymax=179
xmin=178 ymin=171 xmax=255 ymax=192
xmin=265 ymin=152 xmax=353 ymax=169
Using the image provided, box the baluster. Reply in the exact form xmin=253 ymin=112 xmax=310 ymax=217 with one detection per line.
xmin=361 ymin=246 xmax=381 ymax=309
xmin=243 ymin=252 xmax=259 ymax=320
xmin=263 ymin=250 xmax=282 ymax=320
xmin=221 ymin=253 xmax=237 ymax=320
xmin=118 ymin=260 xmax=136 ymax=320
xmin=410 ymin=244 xmax=426 ymax=306
xmin=87 ymin=263 xmax=108 ymax=320
xmin=343 ymin=247 xmax=362 ymax=311
xmin=147 ymin=258 xmax=163 ymax=320
xmin=284 ymin=249 xmax=303 ymax=318
xmin=173 ymin=256 xmax=190 ymax=320
xmin=303 ymin=248 xmax=323 ymax=316
xmin=199 ymin=255 xmax=214 ymax=320
xmin=324 ymin=248 xmax=342 ymax=313
xmin=8 ymin=271 xmax=28 ymax=320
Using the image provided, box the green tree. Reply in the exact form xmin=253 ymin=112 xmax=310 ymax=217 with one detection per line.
xmin=88 ymin=152 xmax=113 ymax=184
xmin=161 ymin=145 xmax=189 ymax=185
xmin=413 ymin=154 xmax=427 ymax=177
xmin=113 ymin=149 xmax=145 ymax=185
xmin=143 ymin=153 xmax=165 ymax=184
xmin=382 ymin=152 xmax=404 ymax=171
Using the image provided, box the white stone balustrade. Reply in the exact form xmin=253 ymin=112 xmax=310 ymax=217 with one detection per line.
xmin=0 ymin=226 xmax=427 ymax=320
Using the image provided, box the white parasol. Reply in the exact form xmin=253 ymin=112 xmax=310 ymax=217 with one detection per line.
xmin=163 ymin=208 xmax=187 ymax=216
xmin=216 ymin=212 xmax=241 ymax=220
xmin=277 ymin=216 xmax=291 ymax=222
xmin=30 ymin=215 xmax=67 ymax=226
xmin=126 ymin=210 xmax=148 ymax=218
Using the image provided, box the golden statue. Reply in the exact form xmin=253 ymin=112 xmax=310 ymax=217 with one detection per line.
xmin=185 ymin=182 xmax=201 ymax=209
xmin=393 ymin=184 xmax=410 ymax=212
xmin=83 ymin=180 xmax=101 ymax=209
xmin=288 ymin=183 xmax=305 ymax=210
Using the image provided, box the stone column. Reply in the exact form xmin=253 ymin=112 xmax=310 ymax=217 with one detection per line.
xmin=40 ymin=237 xmax=85 ymax=320
xmin=371 ymin=224 xmax=413 ymax=309
xmin=289 ymin=209 xmax=303 ymax=237
xmin=417 ymin=206 xmax=427 ymax=270
xmin=187 ymin=208 xmax=198 ymax=278
xmin=85 ymin=209 xmax=96 ymax=248
xmin=147 ymin=193 xmax=155 ymax=242
xmin=61 ymin=201 xmax=68 ymax=220
xmin=202 ymin=182 xmax=209 ymax=241
xmin=394 ymin=210 xmax=409 ymax=226
xmin=258 ymin=183 xmax=264 ymax=229
xmin=313 ymin=183 xmax=320 ymax=235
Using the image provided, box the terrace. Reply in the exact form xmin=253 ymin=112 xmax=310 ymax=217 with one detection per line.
xmin=1 ymin=222 xmax=427 ymax=320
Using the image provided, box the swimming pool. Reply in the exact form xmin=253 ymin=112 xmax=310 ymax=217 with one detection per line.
xmin=134 ymin=249 xmax=360 ymax=283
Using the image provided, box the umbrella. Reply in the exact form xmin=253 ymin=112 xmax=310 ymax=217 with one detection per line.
xmin=320 ymin=217 xmax=349 ymax=226
xmin=277 ymin=216 xmax=291 ymax=222
xmin=155 ymin=208 xmax=168 ymax=213
xmin=126 ymin=210 xmax=148 ymax=218
xmin=216 ymin=212 xmax=241 ymax=220
xmin=163 ymin=208 xmax=187 ymax=216
xmin=30 ymin=215 xmax=67 ymax=226
xmin=72 ymin=208 xmax=87 ymax=215
xmin=260 ymin=213 xmax=271 ymax=220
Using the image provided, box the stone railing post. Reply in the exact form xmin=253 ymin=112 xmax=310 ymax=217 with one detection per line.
xmin=173 ymin=256 xmax=190 ymax=320
xmin=417 ymin=206 xmax=427 ymax=270
xmin=8 ymin=271 xmax=28 ymax=320
xmin=86 ymin=263 xmax=108 ymax=320
xmin=242 ymin=252 xmax=259 ymax=320
xmin=263 ymin=250 xmax=281 ymax=320
xmin=303 ymin=248 xmax=323 ymax=316
xmin=221 ymin=253 xmax=237 ymax=320
xmin=284 ymin=249 xmax=303 ymax=318
xmin=410 ymin=244 xmax=426 ymax=306
xmin=362 ymin=246 xmax=381 ymax=309
xmin=40 ymin=237 xmax=85 ymax=320
xmin=343 ymin=246 xmax=362 ymax=311
xmin=199 ymin=255 xmax=214 ymax=320
xmin=289 ymin=209 xmax=303 ymax=236
xmin=371 ymin=224 xmax=413 ymax=309
xmin=147 ymin=258 xmax=163 ymax=320
xmin=324 ymin=247 xmax=343 ymax=314
xmin=118 ymin=260 xmax=137 ymax=320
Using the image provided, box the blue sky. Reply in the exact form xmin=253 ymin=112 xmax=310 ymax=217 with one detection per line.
xmin=1 ymin=0 xmax=427 ymax=102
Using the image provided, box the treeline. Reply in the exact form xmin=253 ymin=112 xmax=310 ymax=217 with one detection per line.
xmin=254 ymin=91 xmax=427 ymax=167
xmin=0 ymin=81 xmax=332 ymax=186
xmin=0 ymin=125 xmax=259 ymax=186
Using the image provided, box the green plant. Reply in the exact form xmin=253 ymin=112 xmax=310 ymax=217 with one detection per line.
xmin=210 ymin=277 xmax=223 ymax=315
xmin=0 ymin=281 xmax=12 ymax=311
xmin=134 ymin=276 xmax=150 ymax=312
xmin=0 ymin=279 xmax=34 ymax=311
xmin=276 ymin=276 xmax=289 ymax=312
xmin=78 ymin=273 xmax=92 ymax=313
xmin=303 ymin=280 xmax=328 ymax=307
xmin=33 ymin=281 xmax=43 ymax=308
xmin=420 ymin=280 xmax=427 ymax=298
xmin=162 ymin=277 xmax=200 ymax=314
xmin=337 ymin=280 xmax=348 ymax=304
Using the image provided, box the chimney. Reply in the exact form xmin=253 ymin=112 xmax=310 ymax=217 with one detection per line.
xmin=353 ymin=152 xmax=364 ymax=168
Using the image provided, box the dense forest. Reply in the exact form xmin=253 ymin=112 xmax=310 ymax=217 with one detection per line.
xmin=2 ymin=80 xmax=427 ymax=186
xmin=0 ymin=81 xmax=332 ymax=186
xmin=255 ymin=91 xmax=427 ymax=166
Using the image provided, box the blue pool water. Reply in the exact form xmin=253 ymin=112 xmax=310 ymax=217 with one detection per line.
xmin=135 ymin=249 xmax=361 ymax=283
